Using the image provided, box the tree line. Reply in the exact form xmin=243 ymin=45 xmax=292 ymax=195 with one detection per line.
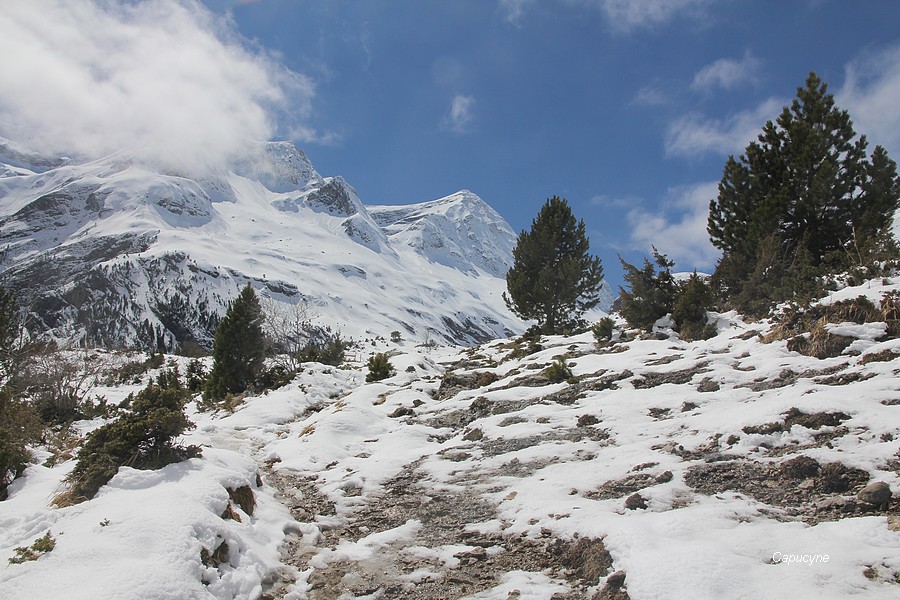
xmin=505 ymin=72 xmax=899 ymax=336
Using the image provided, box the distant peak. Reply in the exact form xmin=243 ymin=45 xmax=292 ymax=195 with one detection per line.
xmin=231 ymin=140 xmax=323 ymax=192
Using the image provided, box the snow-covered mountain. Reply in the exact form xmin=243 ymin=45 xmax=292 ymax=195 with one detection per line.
xmin=0 ymin=139 xmax=546 ymax=349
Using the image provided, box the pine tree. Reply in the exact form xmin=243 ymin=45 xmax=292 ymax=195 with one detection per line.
xmin=617 ymin=248 xmax=676 ymax=331
xmin=65 ymin=383 xmax=200 ymax=502
xmin=672 ymin=272 xmax=715 ymax=341
xmin=0 ymin=287 xmax=23 ymax=386
xmin=204 ymin=284 xmax=266 ymax=401
xmin=708 ymin=72 xmax=900 ymax=312
xmin=504 ymin=196 xmax=604 ymax=334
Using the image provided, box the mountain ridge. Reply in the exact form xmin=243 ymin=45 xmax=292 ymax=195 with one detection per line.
xmin=0 ymin=139 xmax=551 ymax=349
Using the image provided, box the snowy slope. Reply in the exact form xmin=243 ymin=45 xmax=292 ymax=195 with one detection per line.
xmin=0 ymin=139 xmax=529 ymax=348
xmin=2 ymin=280 xmax=898 ymax=599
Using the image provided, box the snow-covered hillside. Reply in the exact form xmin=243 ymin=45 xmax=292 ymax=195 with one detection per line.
xmin=2 ymin=280 xmax=898 ymax=600
xmin=0 ymin=138 xmax=546 ymax=349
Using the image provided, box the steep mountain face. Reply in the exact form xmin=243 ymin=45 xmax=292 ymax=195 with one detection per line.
xmin=370 ymin=191 xmax=516 ymax=278
xmin=0 ymin=139 xmax=538 ymax=349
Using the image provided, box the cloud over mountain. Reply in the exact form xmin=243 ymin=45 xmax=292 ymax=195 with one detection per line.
xmin=0 ymin=0 xmax=317 ymax=173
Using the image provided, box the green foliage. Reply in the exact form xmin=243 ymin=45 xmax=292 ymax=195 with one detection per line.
xmin=65 ymin=383 xmax=200 ymax=502
xmin=8 ymin=532 xmax=55 ymax=564
xmin=255 ymin=364 xmax=295 ymax=391
xmin=23 ymin=349 xmax=103 ymax=425
xmin=0 ymin=388 xmax=42 ymax=499
xmin=0 ymin=287 xmax=23 ymax=385
xmin=297 ymin=332 xmax=347 ymax=366
xmin=366 ymin=353 xmax=395 ymax=383
xmin=155 ymin=363 xmax=183 ymax=392
xmin=204 ymin=285 xmax=266 ymax=402
xmin=186 ymin=359 xmax=207 ymax=392
xmin=672 ymin=272 xmax=715 ymax=341
xmin=618 ymin=249 xmax=676 ymax=330
xmin=0 ymin=287 xmax=44 ymax=499
xmin=78 ymin=394 xmax=116 ymax=420
xmin=504 ymin=196 xmax=605 ymax=334
xmin=543 ymin=356 xmax=573 ymax=383
xmin=503 ymin=336 xmax=543 ymax=361
xmin=104 ymin=351 xmax=164 ymax=386
xmin=708 ymin=72 xmax=900 ymax=314
xmin=592 ymin=317 xmax=615 ymax=343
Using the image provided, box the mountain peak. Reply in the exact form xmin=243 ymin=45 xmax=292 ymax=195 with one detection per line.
xmin=370 ymin=190 xmax=517 ymax=278
xmin=230 ymin=140 xmax=323 ymax=193
xmin=0 ymin=141 xmax=526 ymax=349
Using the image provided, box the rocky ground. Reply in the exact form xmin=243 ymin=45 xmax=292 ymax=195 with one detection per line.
xmin=6 ymin=291 xmax=897 ymax=600
xmin=250 ymin=309 xmax=900 ymax=599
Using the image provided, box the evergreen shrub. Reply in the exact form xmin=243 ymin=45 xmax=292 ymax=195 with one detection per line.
xmin=592 ymin=317 xmax=615 ymax=343
xmin=62 ymin=383 xmax=200 ymax=503
xmin=366 ymin=353 xmax=395 ymax=382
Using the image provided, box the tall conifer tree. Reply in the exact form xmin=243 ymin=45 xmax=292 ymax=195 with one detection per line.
xmin=708 ymin=72 xmax=900 ymax=312
xmin=204 ymin=284 xmax=266 ymax=401
xmin=504 ymin=196 xmax=604 ymax=334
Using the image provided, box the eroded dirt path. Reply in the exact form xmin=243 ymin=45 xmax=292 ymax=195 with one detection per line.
xmin=262 ymin=457 xmax=618 ymax=599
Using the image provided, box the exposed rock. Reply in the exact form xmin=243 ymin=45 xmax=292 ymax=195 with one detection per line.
xmin=593 ymin=570 xmax=630 ymax=600
xmin=857 ymin=482 xmax=892 ymax=507
xmin=780 ymin=456 xmax=821 ymax=479
xmin=631 ymin=363 xmax=709 ymax=389
xmin=742 ymin=408 xmax=850 ymax=435
xmin=684 ymin=459 xmax=874 ymax=524
xmin=697 ymin=378 xmax=720 ymax=393
xmin=435 ymin=372 xmax=481 ymax=400
xmin=577 ymin=414 xmax=601 ymax=427
xmin=624 ymin=493 xmax=647 ymax=510
xmin=388 ymin=406 xmax=415 ymax=418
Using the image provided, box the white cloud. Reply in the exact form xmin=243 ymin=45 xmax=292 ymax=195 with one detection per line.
xmin=499 ymin=0 xmax=534 ymax=24
xmin=691 ymin=51 xmax=761 ymax=92
xmin=631 ymin=85 xmax=669 ymax=107
xmin=596 ymin=0 xmax=714 ymax=32
xmin=442 ymin=94 xmax=476 ymax=135
xmin=627 ymin=182 xmax=720 ymax=271
xmin=839 ymin=43 xmax=900 ymax=157
xmin=665 ymin=97 xmax=784 ymax=158
xmin=504 ymin=0 xmax=714 ymax=31
xmin=0 ymin=0 xmax=324 ymax=173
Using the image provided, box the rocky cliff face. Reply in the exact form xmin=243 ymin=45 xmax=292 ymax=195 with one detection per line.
xmin=0 ymin=139 xmax=537 ymax=349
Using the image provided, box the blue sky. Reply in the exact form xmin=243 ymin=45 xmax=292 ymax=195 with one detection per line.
xmin=201 ymin=0 xmax=900 ymax=287
xmin=3 ymin=1 xmax=900 ymax=290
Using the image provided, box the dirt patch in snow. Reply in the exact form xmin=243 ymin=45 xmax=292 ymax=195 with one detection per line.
xmin=265 ymin=460 xmax=624 ymax=599
xmin=683 ymin=456 xmax=897 ymax=524
xmin=630 ymin=363 xmax=709 ymax=388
